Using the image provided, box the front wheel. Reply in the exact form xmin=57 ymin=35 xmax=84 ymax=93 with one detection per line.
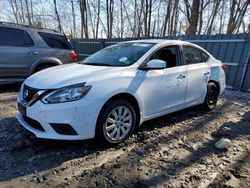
xmin=203 ymin=82 xmax=219 ymax=110
xmin=96 ymin=99 xmax=136 ymax=145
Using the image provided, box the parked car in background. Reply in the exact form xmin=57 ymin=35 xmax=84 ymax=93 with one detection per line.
xmin=17 ymin=40 xmax=226 ymax=145
xmin=0 ymin=22 xmax=77 ymax=84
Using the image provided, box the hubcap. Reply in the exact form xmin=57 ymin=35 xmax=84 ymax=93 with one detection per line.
xmin=105 ymin=106 xmax=133 ymax=141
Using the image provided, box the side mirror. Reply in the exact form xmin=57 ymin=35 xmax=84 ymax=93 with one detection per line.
xmin=142 ymin=59 xmax=166 ymax=70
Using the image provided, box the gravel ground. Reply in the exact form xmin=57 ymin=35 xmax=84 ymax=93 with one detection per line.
xmin=0 ymin=84 xmax=249 ymax=188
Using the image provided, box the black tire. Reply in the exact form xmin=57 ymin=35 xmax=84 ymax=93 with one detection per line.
xmin=203 ymin=82 xmax=219 ymax=110
xmin=96 ymin=99 xmax=136 ymax=145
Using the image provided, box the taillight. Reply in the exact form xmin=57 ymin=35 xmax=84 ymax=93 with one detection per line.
xmin=69 ymin=52 xmax=77 ymax=62
xmin=221 ymin=64 xmax=226 ymax=73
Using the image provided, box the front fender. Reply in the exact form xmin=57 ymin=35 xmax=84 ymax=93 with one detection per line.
xmin=114 ymin=90 xmax=145 ymax=124
xmin=94 ymin=88 xmax=145 ymax=125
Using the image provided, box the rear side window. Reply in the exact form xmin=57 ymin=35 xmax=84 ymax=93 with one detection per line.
xmin=38 ymin=32 xmax=72 ymax=49
xmin=183 ymin=46 xmax=203 ymax=65
xmin=0 ymin=27 xmax=34 ymax=47
xmin=200 ymin=50 xmax=210 ymax=62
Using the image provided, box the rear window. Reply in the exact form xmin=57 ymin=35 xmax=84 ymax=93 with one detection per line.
xmin=38 ymin=32 xmax=72 ymax=49
xmin=0 ymin=27 xmax=34 ymax=47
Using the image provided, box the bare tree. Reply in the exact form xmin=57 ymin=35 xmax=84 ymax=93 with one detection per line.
xmin=152 ymin=19 xmax=156 ymax=36
xmin=170 ymin=0 xmax=180 ymax=36
xmin=206 ymin=0 xmax=222 ymax=35
xmin=142 ymin=0 xmax=153 ymax=36
xmin=161 ymin=1 xmax=172 ymax=36
xmin=30 ymin=0 xmax=34 ymax=24
xmin=89 ymin=0 xmax=106 ymax=38
xmin=135 ymin=0 xmax=145 ymax=37
xmin=53 ymin=0 xmax=62 ymax=32
xmin=96 ymin=0 xmax=100 ymax=38
xmin=8 ymin=0 xmax=20 ymax=24
xmin=119 ymin=0 xmax=123 ymax=38
xmin=186 ymin=0 xmax=201 ymax=35
xmin=227 ymin=0 xmax=250 ymax=34
xmin=19 ymin=0 xmax=25 ymax=23
xmin=24 ymin=0 xmax=32 ymax=25
xmin=71 ymin=0 xmax=76 ymax=37
xmin=218 ymin=0 xmax=227 ymax=34
xmin=106 ymin=0 xmax=114 ymax=38
xmin=3 ymin=0 xmax=250 ymax=38
xmin=79 ymin=0 xmax=89 ymax=38
xmin=121 ymin=0 xmax=134 ymax=37
xmin=147 ymin=0 xmax=153 ymax=36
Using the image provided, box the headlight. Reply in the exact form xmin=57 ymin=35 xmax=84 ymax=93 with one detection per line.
xmin=42 ymin=83 xmax=91 ymax=104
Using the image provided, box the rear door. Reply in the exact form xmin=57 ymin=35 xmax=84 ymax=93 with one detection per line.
xmin=0 ymin=26 xmax=36 ymax=78
xmin=37 ymin=32 xmax=75 ymax=63
xmin=182 ymin=45 xmax=210 ymax=105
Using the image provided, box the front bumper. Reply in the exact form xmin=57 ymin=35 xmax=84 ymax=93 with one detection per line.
xmin=16 ymin=96 xmax=104 ymax=140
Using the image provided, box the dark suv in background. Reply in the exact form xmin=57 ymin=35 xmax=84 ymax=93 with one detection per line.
xmin=0 ymin=22 xmax=77 ymax=84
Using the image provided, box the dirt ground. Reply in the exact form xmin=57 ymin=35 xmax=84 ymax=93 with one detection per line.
xmin=0 ymin=84 xmax=249 ymax=188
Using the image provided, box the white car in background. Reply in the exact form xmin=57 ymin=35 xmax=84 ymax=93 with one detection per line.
xmin=17 ymin=40 xmax=226 ymax=145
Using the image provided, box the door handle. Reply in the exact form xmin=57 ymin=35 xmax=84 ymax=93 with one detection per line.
xmin=204 ymin=72 xmax=210 ymax=76
xmin=177 ymin=75 xmax=186 ymax=79
xmin=29 ymin=51 xmax=39 ymax=55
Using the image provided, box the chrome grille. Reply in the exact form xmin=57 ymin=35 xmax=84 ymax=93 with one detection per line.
xmin=23 ymin=84 xmax=39 ymax=103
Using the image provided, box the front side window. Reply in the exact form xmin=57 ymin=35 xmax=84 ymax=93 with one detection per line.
xmin=82 ymin=42 xmax=155 ymax=67
xmin=150 ymin=46 xmax=178 ymax=68
xmin=0 ymin=27 xmax=34 ymax=47
xmin=183 ymin=46 xmax=203 ymax=65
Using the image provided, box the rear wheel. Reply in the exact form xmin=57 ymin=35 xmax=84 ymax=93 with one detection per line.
xmin=203 ymin=82 xmax=219 ymax=110
xmin=96 ymin=99 xmax=136 ymax=145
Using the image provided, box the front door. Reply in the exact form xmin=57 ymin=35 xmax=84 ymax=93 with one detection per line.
xmin=138 ymin=45 xmax=187 ymax=118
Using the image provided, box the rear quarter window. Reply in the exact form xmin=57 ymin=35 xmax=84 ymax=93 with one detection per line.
xmin=38 ymin=32 xmax=72 ymax=50
xmin=0 ymin=26 xmax=34 ymax=47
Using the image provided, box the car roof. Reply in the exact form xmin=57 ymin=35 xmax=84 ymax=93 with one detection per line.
xmin=128 ymin=39 xmax=210 ymax=51
xmin=124 ymin=39 xmax=193 ymax=45
xmin=123 ymin=39 xmax=211 ymax=56
xmin=0 ymin=22 xmax=63 ymax=35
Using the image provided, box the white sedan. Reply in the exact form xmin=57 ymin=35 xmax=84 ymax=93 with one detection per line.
xmin=17 ymin=40 xmax=226 ymax=144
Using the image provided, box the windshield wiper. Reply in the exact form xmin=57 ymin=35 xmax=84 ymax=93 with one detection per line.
xmin=83 ymin=63 xmax=111 ymax=66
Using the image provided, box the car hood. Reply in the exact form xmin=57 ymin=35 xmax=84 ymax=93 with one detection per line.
xmin=25 ymin=63 xmax=125 ymax=89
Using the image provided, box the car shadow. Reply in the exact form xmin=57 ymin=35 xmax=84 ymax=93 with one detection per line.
xmin=0 ymin=100 xmax=230 ymax=182
xmin=68 ymin=101 xmax=233 ymax=187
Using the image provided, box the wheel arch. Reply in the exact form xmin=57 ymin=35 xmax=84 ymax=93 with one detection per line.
xmin=28 ymin=57 xmax=62 ymax=75
xmin=208 ymin=80 xmax=220 ymax=94
xmin=96 ymin=92 xmax=142 ymax=131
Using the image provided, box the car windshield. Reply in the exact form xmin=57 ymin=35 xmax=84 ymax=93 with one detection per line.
xmin=81 ymin=42 xmax=155 ymax=66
